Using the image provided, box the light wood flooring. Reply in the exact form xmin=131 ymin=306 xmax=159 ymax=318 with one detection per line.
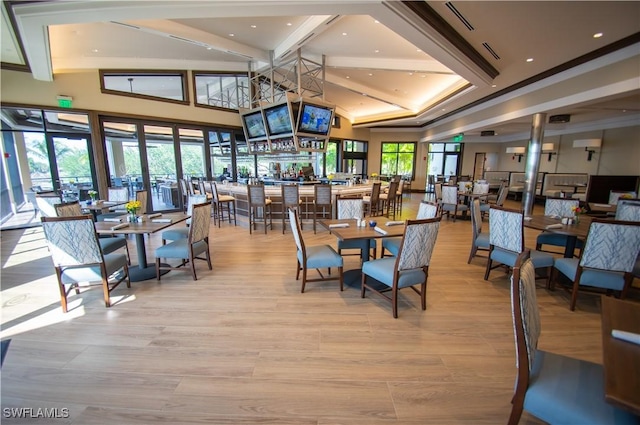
xmin=2 ymin=194 xmax=638 ymax=424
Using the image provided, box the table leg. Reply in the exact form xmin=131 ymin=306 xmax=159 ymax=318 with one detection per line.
xmin=564 ymin=236 xmax=577 ymax=258
xmin=127 ymin=233 xmax=170 ymax=282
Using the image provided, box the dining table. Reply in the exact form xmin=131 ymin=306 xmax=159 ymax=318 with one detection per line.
xmin=600 ymin=296 xmax=640 ymax=416
xmin=319 ymin=216 xmax=406 ymax=287
xmin=80 ymin=200 xmax=127 ymax=220
xmin=523 ymin=214 xmax=591 ymax=258
xmin=94 ymin=212 xmax=190 ymax=281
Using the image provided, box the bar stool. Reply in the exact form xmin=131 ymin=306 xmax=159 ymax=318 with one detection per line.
xmin=312 ymin=184 xmax=332 ymax=233
xmin=380 ymin=180 xmax=399 ymax=219
xmin=363 ymin=182 xmax=382 ymax=216
xmin=281 ymin=184 xmax=302 ymax=234
xmin=210 ymin=181 xmax=237 ymax=227
xmin=248 ymin=184 xmax=272 ymax=234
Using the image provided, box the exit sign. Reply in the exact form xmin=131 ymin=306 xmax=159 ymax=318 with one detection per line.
xmin=453 ymin=133 xmax=464 ymax=142
xmin=56 ymin=96 xmax=73 ymax=108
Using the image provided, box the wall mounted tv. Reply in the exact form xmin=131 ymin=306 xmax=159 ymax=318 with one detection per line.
xmin=295 ymin=99 xmax=335 ymax=138
xmin=240 ymin=109 xmax=268 ymax=142
xmin=263 ymin=100 xmax=295 ymax=138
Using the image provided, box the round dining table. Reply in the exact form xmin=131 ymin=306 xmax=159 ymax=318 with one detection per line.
xmin=523 ymin=214 xmax=591 ymax=258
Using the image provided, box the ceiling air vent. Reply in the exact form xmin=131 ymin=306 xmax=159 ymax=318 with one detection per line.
xmin=445 ymin=2 xmax=474 ymax=31
xmin=481 ymin=130 xmax=495 ymax=136
xmin=549 ymin=114 xmax=571 ymax=123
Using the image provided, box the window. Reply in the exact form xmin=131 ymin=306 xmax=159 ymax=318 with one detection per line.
xmin=381 ymin=142 xmax=416 ymax=178
xmin=100 ymin=70 xmax=189 ymax=104
xmin=193 ymin=72 xmax=251 ymax=110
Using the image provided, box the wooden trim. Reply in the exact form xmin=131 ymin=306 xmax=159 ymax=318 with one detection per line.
xmin=99 ymin=69 xmax=190 ymax=106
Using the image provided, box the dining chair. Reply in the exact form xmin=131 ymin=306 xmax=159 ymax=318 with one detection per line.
xmin=484 ymin=206 xmax=554 ymax=286
xmin=379 ymin=180 xmax=399 ymax=219
xmin=480 ymin=183 xmax=508 ymax=217
xmin=288 ymin=208 xmax=344 ymax=293
xmin=440 ymin=184 xmax=468 ymax=221
xmin=467 ymin=198 xmax=490 ymax=264
xmin=361 ymin=217 xmax=441 ymax=318
xmin=210 ymin=181 xmax=237 ymax=227
xmin=281 ymin=184 xmax=302 ymax=234
xmin=615 ymin=198 xmax=640 ymax=221
xmin=161 ymin=194 xmax=207 ymax=244
xmin=54 ymin=200 xmax=130 ymax=263
xmin=609 ymin=190 xmax=637 ymax=205
xmin=381 ymin=201 xmax=439 ymax=258
xmin=336 ymin=198 xmax=377 ymax=260
xmin=363 ymin=181 xmax=382 ymax=216
xmin=100 ymin=189 xmax=148 ymax=220
xmin=35 ymin=191 xmax=62 ymax=217
xmin=536 ymin=197 xmax=584 ymax=255
xmin=41 ymin=215 xmax=131 ymax=312
xmin=155 ymin=202 xmax=212 ymax=281
xmin=434 ymin=182 xmax=443 ymax=205
xmin=508 ymin=250 xmax=637 ymax=425
xmin=178 ymin=178 xmax=190 ymax=211
xmin=248 ymin=184 xmax=273 ymax=234
xmin=312 ymin=184 xmax=332 ymax=233
xmin=552 ymin=218 xmax=640 ymax=311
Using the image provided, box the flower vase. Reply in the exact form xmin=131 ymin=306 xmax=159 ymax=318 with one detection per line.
xmin=574 ymin=215 xmax=580 ymax=224
xmin=128 ymin=213 xmax=137 ymax=223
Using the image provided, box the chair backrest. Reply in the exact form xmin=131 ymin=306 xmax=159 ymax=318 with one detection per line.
xmin=609 ymin=190 xmax=637 ymax=205
xmin=210 ymin=182 xmax=220 ymax=202
xmin=495 ymin=184 xmax=509 ymax=206
xmin=544 ymin=197 xmax=579 ymax=217
xmin=248 ymin=184 xmax=267 ymax=206
xmin=54 ymin=201 xmax=83 ymax=217
xmin=369 ymin=182 xmax=381 ymax=203
xmin=579 ymin=219 xmax=640 ymax=273
xmin=197 ymin=180 xmax=206 ymax=196
xmin=386 ymin=180 xmax=399 ymax=198
xmin=511 ymin=251 xmax=541 ymax=386
xmin=473 ymin=182 xmax=490 ymax=195
xmin=434 ymin=183 xmax=442 ymax=201
xmin=471 ymin=198 xmax=483 ymax=238
xmin=615 ymin=198 xmax=640 ymax=221
xmin=417 ymin=201 xmax=438 ymax=219
xmin=108 ymin=187 xmax=129 ymax=202
xmin=489 ymin=206 xmax=524 ymax=253
xmin=135 ymin=190 xmax=148 ymax=214
xmin=41 ymin=216 xmax=103 ymax=267
xmin=337 ymin=198 xmax=364 ymax=219
xmin=36 ymin=192 xmax=62 ymax=217
xmin=188 ymin=202 xmax=211 ymax=243
xmin=314 ymin=184 xmax=332 ymax=206
xmin=187 ymin=194 xmax=208 ymax=215
xmin=288 ymin=208 xmax=305 ymax=255
xmin=282 ymin=184 xmax=300 ymax=207
xmin=441 ymin=185 xmax=459 ymax=205
xmin=395 ymin=217 xmax=441 ymax=272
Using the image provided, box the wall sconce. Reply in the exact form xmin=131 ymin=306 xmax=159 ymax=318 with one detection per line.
xmin=506 ymin=146 xmax=526 ymax=162
xmin=573 ymin=139 xmax=601 ymax=161
xmin=542 ymin=143 xmax=557 ymax=161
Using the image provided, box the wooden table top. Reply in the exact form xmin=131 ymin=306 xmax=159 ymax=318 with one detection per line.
xmin=94 ymin=212 xmax=189 ymax=235
xmin=600 ymin=296 xmax=640 ymax=415
xmin=81 ymin=200 xmax=127 ymax=211
xmin=589 ymin=202 xmax=617 ymax=213
xmin=319 ymin=217 xmax=406 ymax=241
xmin=523 ymin=214 xmax=591 ymax=239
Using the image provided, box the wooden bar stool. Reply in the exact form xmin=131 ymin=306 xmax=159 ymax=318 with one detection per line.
xmin=210 ymin=182 xmax=236 ymax=227
xmin=312 ymin=184 xmax=332 ymax=233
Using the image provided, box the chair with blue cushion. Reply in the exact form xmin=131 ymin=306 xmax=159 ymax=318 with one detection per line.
xmin=441 ymin=185 xmax=468 ymax=221
xmin=615 ymin=198 xmax=640 ymax=221
xmin=381 ymin=201 xmax=438 ymax=258
xmin=41 ymin=215 xmax=131 ymax=312
xmin=536 ymin=197 xmax=584 ymax=255
xmin=336 ymin=198 xmax=376 ymax=260
xmin=289 ymin=208 xmax=344 ymax=293
xmin=484 ymin=206 xmax=555 ymax=286
xmin=468 ymin=198 xmax=490 ymax=264
xmin=552 ymin=218 xmax=640 ymax=311
xmin=155 ymin=202 xmax=212 ymax=281
xmin=361 ymin=217 xmax=441 ymax=318
xmin=508 ymin=250 xmax=637 ymax=425
xmin=161 ymin=194 xmax=207 ymax=243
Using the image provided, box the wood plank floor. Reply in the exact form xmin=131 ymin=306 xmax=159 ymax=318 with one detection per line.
xmin=2 ymin=194 xmax=637 ymax=424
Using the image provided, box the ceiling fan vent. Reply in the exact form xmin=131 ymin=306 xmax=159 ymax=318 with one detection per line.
xmin=549 ymin=114 xmax=571 ymax=123
xmin=481 ymin=130 xmax=496 ymax=136
xmin=445 ymin=2 xmax=474 ymax=31
xmin=482 ymin=42 xmax=500 ymax=60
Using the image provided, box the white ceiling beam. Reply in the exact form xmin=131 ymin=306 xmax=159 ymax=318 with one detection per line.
xmin=273 ymin=15 xmax=337 ymax=60
xmin=325 ymin=56 xmax=454 ymax=74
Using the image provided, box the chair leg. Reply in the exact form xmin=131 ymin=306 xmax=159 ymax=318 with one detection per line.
xmin=301 ymin=267 xmax=308 ymax=293
xmin=101 ymin=276 xmax=111 ymax=308
xmin=56 ymin=277 xmax=69 ymax=313
xmin=156 ymin=258 xmax=161 ymax=281
xmin=420 ymin=281 xmax=427 ymax=311
xmin=570 ymin=280 xmax=580 ymax=311
xmin=338 ymin=266 xmax=344 ymax=291
xmin=361 ymin=274 xmax=367 ymax=298
xmin=468 ymin=245 xmax=478 ymax=264
xmin=295 ymin=259 xmax=301 ymax=280
xmin=484 ymin=257 xmax=493 ymax=280
xmin=392 ymin=286 xmax=398 ymax=318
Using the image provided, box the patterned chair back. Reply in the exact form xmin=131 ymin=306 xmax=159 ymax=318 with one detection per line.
xmin=314 ymin=184 xmax=332 ymax=206
xmin=615 ymin=198 xmax=640 ymax=221
xmin=441 ymin=185 xmax=459 ymax=205
xmin=396 ymin=217 xmax=441 ymax=271
xmin=187 ymin=194 xmax=208 ymax=215
xmin=609 ymin=190 xmax=637 ymax=205
xmin=495 ymin=184 xmax=509 ymax=206
xmin=288 ymin=208 xmax=304 ymax=254
xmin=544 ymin=197 xmax=578 ymax=217
xmin=471 ymin=199 xmax=483 ymax=239
xmin=579 ymin=219 xmax=640 ymax=273
xmin=511 ymin=251 xmax=540 ymax=373
xmin=41 ymin=216 xmax=103 ymax=267
xmin=188 ymin=202 xmax=211 ymax=243
xmin=54 ymin=201 xmax=83 ymax=217
xmin=434 ymin=183 xmax=443 ymax=202
xmin=108 ymin=187 xmax=128 ymax=202
xmin=473 ymin=182 xmax=490 ymax=195
xmin=248 ymin=184 xmax=267 ymax=206
xmin=489 ymin=206 xmax=524 ymax=253
xmin=282 ymin=184 xmax=300 ymax=207
xmin=135 ymin=190 xmax=148 ymax=214
xmin=417 ymin=201 xmax=438 ymax=219
xmin=337 ymin=198 xmax=364 ymax=219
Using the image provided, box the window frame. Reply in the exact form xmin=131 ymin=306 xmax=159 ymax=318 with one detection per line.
xmin=192 ymin=70 xmax=251 ymax=111
xmin=99 ymin=69 xmax=190 ymax=105
xmin=380 ymin=141 xmax=416 ymax=179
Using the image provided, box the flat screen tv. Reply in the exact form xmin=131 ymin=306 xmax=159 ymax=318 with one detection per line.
xmin=263 ymin=101 xmax=294 ymax=138
xmin=295 ymin=100 xmax=334 ymax=138
xmin=240 ymin=109 xmax=268 ymax=142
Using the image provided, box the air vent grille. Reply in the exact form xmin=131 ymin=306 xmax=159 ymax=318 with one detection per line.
xmin=482 ymin=42 xmax=500 ymax=60
xmin=481 ymin=130 xmax=495 ymax=136
xmin=445 ymin=2 xmax=474 ymax=31
xmin=549 ymin=114 xmax=571 ymax=123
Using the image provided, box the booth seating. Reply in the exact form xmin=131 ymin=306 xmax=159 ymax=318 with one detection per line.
xmin=483 ymin=171 xmax=510 ymax=191
xmin=540 ymin=173 xmax=589 ymax=199
xmin=508 ymin=172 xmax=544 ymax=200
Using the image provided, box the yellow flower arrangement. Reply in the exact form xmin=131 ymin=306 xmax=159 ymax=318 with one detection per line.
xmin=88 ymin=190 xmax=98 ymax=200
xmin=571 ymin=205 xmax=587 ymax=215
xmin=371 ymin=173 xmax=378 ymax=178
xmin=620 ymin=193 xmax=633 ymax=199
xmin=125 ymin=200 xmax=141 ymax=214
xmin=327 ymin=174 xmax=335 ymax=181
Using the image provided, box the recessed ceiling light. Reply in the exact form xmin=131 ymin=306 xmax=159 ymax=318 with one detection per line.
xmin=229 ymin=33 xmax=234 ymax=37
xmin=342 ymin=32 xmax=347 ymax=36
xmin=408 ymin=72 xmax=413 ymax=76
xmin=286 ymin=22 xmax=292 ymax=26
xmin=420 ymin=74 xmax=426 ymax=78
xmin=374 ymin=20 xmax=379 ymax=24
xmin=368 ymin=73 xmax=373 ymax=76
xmin=593 ymin=32 xmax=603 ymax=38
xmin=491 ymin=84 xmax=497 ymax=88
xmin=441 ymin=108 xmax=446 ymax=112
xmin=206 ymin=47 xmax=212 ymax=50
xmin=416 ymin=49 xmax=422 ymax=52
xmin=526 ymin=58 xmax=534 ymax=62
xmin=251 ymin=25 xmax=257 ymax=28
xmin=374 ymin=49 xmax=379 ymax=53
xmin=346 ymin=76 xmax=350 ymax=79
xmin=92 ymin=49 xmax=99 ymax=53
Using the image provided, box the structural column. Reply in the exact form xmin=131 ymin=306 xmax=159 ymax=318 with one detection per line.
xmin=522 ymin=113 xmax=546 ymax=216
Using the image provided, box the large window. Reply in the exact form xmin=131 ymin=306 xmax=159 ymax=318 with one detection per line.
xmin=100 ymin=70 xmax=189 ymax=104
xmin=381 ymin=142 xmax=415 ymax=178
xmin=428 ymin=142 xmax=463 ymax=183
xmin=194 ymin=72 xmax=250 ymax=110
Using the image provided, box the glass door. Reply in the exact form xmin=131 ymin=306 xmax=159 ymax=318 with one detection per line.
xmin=103 ymin=121 xmax=141 ymax=202
xmin=143 ymin=125 xmax=178 ymax=212
xmin=49 ymin=133 xmax=96 ymax=201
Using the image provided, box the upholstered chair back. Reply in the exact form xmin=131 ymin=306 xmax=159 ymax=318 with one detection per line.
xmin=471 ymin=199 xmax=483 ymax=239
xmin=580 ymin=220 xmax=640 ymax=273
xmin=544 ymin=198 xmax=579 ymax=217
xmin=289 ymin=208 xmax=304 ymax=254
xmin=55 ymin=201 xmax=83 ymax=217
xmin=489 ymin=207 xmax=524 ymax=253
xmin=511 ymin=252 xmax=540 ymax=372
xmin=135 ymin=190 xmax=148 ymax=214
xmin=396 ymin=217 xmax=440 ymax=271
xmin=337 ymin=198 xmax=364 ymax=219
xmin=314 ymin=184 xmax=332 ymax=206
xmin=188 ymin=202 xmax=211 ymax=243
xmin=282 ymin=184 xmax=300 ymax=206
xmin=248 ymin=184 xmax=268 ymax=205
xmin=417 ymin=202 xmax=438 ymax=219
xmin=609 ymin=190 xmax=637 ymax=205
xmin=615 ymin=199 xmax=640 ymax=221
xmin=441 ymin=185 xmax=459 ymax=205
xmin=42 ymin=216 xmax=102 ymax=267
xmin=108 ymin=187 xmax=128 ymax=202
xmin=473 ymin=182 xmax=490 ymax=195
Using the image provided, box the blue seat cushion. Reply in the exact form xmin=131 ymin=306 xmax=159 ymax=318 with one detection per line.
xmin=155 ymin=239 xmax=208 ymax=259
xmin=300 ymin=245 xmax=343 ymax=269
xmin=479 ymin=203 xmax=491 ymax=212
xmin=554 ymin=258 xmax=626 ymax=291
xmin=382 ymin=237 xmax=401 ymax=257
xmin=61 ymin=253 xmax=128 ymax=284
xmin=537 ymin=232 xmax=584 ymax=249
xmin=491 ymin=248 xmax=554 ymax=269
xmin=98 ymin=236 xmax=127 ymax=255
xmin=524 ymin=350 xmax=638 ymax=425
xmin=161 ymin=227 xmax=189 ymax=242
xmin=442 ymin=204 xmax=468 ymax=212
xmin=362 ymin=257 xmax=425 ymax=289
xmin=475 ymin=233 xmax=490 ymax=249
